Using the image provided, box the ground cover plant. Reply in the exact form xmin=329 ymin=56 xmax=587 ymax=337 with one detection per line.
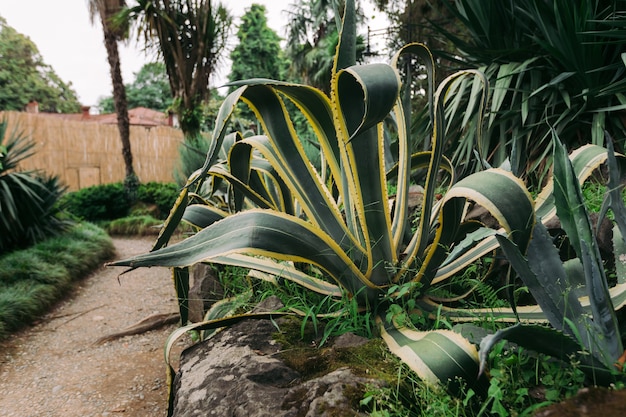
xmin=110 ymin=1 xmax=626 ymax=415
xmin=0 ymin=222 xmax=114 ymax=339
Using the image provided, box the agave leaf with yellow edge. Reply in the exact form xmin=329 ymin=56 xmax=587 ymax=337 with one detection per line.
xmin=110 ymin=0 xmax=538 ymax=404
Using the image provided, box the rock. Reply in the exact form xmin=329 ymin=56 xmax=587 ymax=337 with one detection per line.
xmin=332 ymin=332 xmax=369 ymax=349
xmin=534 ymin=387 xmax=626 ymax=417
xmin=171 ymin=296 xmax=386 ymax=417
xmin=188 ymin=264 xmax=224 ymax=322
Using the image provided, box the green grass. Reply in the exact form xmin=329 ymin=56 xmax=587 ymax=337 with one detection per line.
xmin=102 ymin=214 xmax=163 ymax=236
xmin=0 ymin=222 xmax=114 ymax=339
xmin=199 ymin=233 xmax=616 ymax=416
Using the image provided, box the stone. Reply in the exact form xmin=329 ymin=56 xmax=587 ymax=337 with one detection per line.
xmin=171 ymin=296 xmax=386 ymax=417
xmin=187 ymin=263 xmax=224 ymax=323
xmin=534 ymin=387 xmax=626 ymax=417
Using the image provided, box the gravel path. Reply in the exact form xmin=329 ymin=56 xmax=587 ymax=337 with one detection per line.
xmin=0 ymin=237 xmax=186 ymax=417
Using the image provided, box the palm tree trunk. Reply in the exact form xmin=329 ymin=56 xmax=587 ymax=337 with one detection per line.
xmin=102 ymin=26 xmax=137 ymax=199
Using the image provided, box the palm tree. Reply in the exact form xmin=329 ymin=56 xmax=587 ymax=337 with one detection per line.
xmin=87 ymin=0 xmax=138 ymax=200
xmin=285 ymin=0 xmax=365 ymax=93
xmin=122 ymin=0 xmax=232 ymax=139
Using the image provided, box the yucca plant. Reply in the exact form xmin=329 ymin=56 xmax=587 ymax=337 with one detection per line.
xmin=0 ymin=119 xmax=69 ymax=254
xmin=424 ymin=0 xmax=626 ymax=184
xmin=481 ymin=137 xmax=626 ymax=385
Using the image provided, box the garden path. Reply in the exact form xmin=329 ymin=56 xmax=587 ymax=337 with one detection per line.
xmin=0 ymin=237 xmax=186 ymax=417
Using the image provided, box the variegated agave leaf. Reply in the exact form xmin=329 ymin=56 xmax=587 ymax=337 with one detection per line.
xmin=110 ymin=0 xmax=539 ymax=399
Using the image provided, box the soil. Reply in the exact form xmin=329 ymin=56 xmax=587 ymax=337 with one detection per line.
xmin=0 ymin=236 xmax=188 ymax=417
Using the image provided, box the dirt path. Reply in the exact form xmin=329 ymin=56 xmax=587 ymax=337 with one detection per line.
xmin=0 ymin=237 xmax=187 ymax=417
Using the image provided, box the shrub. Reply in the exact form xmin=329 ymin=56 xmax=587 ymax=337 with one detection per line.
xmin=136 ymin=182 xmax=180 ymax=219
xmin=104 ymin=215 xmax=163 ymax=235
xmin=61 ymin=181 xmax=179 ymax=222
xmin=60 ymin=182 xmax=129 ymax=221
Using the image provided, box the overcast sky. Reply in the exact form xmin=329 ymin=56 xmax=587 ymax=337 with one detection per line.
xmin=1 ymin=1 xmax=388 ymax=108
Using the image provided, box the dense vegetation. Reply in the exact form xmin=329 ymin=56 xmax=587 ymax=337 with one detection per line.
xmin=60 ymin=181 xmax=179 ymax=222
xmin=111 ymin=1 xmax=626 ymax=416
xmin=98 ymin=62 xmax=173 ymax=114
xmin=2 ymin=1 xmax=625 ymax=415
xmin=0 ymin=120 xmax=70 ymax=254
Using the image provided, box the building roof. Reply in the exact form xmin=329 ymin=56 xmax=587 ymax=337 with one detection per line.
xmin=34 ymin=105 xmax=174 ymax=127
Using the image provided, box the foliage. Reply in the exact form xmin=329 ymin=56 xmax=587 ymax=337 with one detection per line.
xmin=173 ymin=134 xmax=212 ymax=187
xmin=228 ymin=4 xmax=289 ymax=122
xmin=483 ymin=139 xmax=626 ymax=385
xmin=111 ymin=1 xmax=542 ymax=408
xmin=136 ymin=181 xmax=180 ymax=219
xmin=0 ymin=120 xmax=70 ymax=254
xmin=61 ymin=181 xmax=179 ymax=222
xmin=0 ymin=222 xmax=114 ymax=339
xmin=424 ymin=0 xmax=626 ymax=184
xmin=60 ymin=182 xmax=129 ymax=222
xmin=122 ymin=0 xmax=232 ymax=138
xmin=372 ymin=0 xmax=468 ymax=84
xmin=0 ymin=17 xmax=81 ymax=113
xmin=228 ymin=4 xmax=288 ymax=88
xmin=103 ymin=214 xmax=163 ymax=236
xmin=284 ymin=0 xmax=366 ymax=92
xmin=98 ymin=62 xmax=173 ymax=113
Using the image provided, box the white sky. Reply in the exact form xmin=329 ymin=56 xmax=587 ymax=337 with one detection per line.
xmin=0 ymin=0 xmax=388 ymax=107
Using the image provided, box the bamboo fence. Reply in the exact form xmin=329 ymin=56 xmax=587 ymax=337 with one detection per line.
xmin=1 ymin=111 xmax=184 ymax=190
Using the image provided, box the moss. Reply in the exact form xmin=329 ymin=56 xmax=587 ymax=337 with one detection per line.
xmin=272 ymin=316 xmax=400 ymax=384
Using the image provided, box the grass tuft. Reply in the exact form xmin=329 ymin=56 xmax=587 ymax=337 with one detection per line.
xmin=0 ymin=222 xmax=114 ymax=339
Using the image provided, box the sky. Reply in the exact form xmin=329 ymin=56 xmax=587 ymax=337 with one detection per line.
xmin=1 ymin=0 xmax=389 ymax=108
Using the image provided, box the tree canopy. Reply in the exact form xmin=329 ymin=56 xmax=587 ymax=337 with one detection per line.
xmin=0 ymin=16 xmax=81 ymax=113
xmin=122 ymin=0 xmax=232 ymax=138
xmin=99 ymin=62 xmax=173 ymax=113
xmin=228 ymin=4 xmax=287 ymax=88
xmin=284 ymin=0 xmax=365 ymax=93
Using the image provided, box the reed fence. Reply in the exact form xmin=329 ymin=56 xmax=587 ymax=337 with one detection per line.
xmin=1 ymin=111 xmax=184 ymax=190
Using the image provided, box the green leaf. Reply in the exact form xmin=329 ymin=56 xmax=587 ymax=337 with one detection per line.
xmin=495 ymin=223 xmax=586 ymax=334
xmin=479 ymin=324 xmax=590 ymax=376
xmin=379 ymin=315 xmax=488 ymax=395
xmin=111 ymin=209 xmax=377 ymax=302
xmin=182 ymin=204 xmax=228 ymax=229
xmin=173 ymin=267 xmax=190 ymax=326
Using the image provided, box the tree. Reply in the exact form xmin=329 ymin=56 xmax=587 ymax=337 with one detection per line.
xmin=372 ymin=0 xmax=464 ymax=53
xmin=122 ymin=0 xmax=232 ymax=139
xmin=228 ymin=4 xmax=287 ymax=86
xmin=87 ymin=0 xmax=138 ymax=200
xmin=228 ymin=4 xmax=288 ymax=123
xmin=284 ymin=0 xmax=365 ymax=93
xmin=99 ymin=62 xmax=173 ymax=113
xmin=0 ymin=17 xmax=81 ymax=113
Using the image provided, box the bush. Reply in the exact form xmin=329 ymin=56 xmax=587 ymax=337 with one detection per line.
xmin=61 ymin=181 xmax=179 ymax=222
xmin=136 ymin=181 xmax=179 ymax=219
xmin=0 ymin=120 xmax=70 ymax=255
xmin=60 ymin=182 xmax=130 ymax=221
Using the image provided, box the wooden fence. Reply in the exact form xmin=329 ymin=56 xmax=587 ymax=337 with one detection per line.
xmin=1 ymin=111 xmax=184 ymax=191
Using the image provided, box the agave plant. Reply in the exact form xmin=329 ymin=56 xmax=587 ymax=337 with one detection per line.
xmin=111 ymin=0 xmax=538 ymax=411
xmin=480 ymin=137 xmax=626 ymax=385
